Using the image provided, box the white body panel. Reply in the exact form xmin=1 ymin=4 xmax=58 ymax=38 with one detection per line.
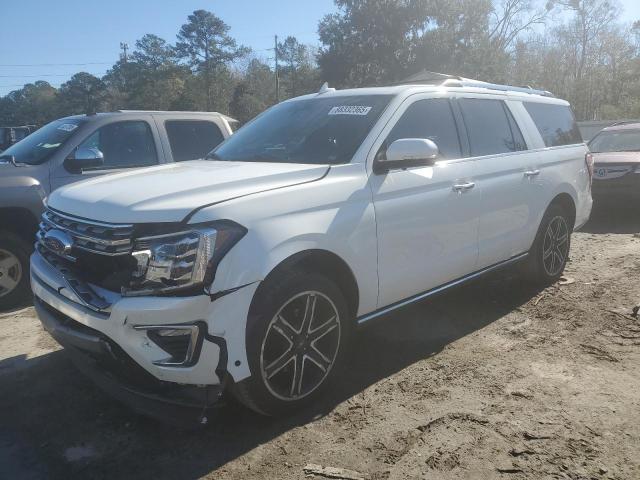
xmin=32 ymin=83 xmax=593 ymax=388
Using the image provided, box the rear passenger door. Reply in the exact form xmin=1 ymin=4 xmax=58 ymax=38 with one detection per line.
xmin=163 ymin=120 xmax=226 ymax=162
xmin=454 ymin=96 xmax=533 ymax=268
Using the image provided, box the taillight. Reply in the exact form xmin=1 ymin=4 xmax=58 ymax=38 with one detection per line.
xmin=585 ymin=152 xmax=594 ymax=186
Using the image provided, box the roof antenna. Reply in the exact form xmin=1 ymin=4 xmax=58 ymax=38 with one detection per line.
xmin=317 ymin=82 xmax=335 ymax=95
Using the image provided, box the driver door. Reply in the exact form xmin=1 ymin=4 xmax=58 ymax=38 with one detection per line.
xmin=369 ymin=95 xmax=480 ymax=308
xmin=51 ymin=117 xmax=163 ymax=191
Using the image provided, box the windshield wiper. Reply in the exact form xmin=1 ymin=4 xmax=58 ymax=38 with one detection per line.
xmin=0 ymin=154 xmax=27 ymax=167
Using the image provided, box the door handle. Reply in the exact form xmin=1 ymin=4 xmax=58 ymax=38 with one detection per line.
xmin=524 ymin=169 xmax=540 ymax=177
xmin=452 ymin=182 xmax=476 ymax=193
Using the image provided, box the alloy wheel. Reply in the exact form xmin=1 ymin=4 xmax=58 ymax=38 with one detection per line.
xmin=260 ymin=291 xmax=341 ymax=401
xmin=0 ymin=248 xmax=22 ymax=298
xmin=542 ymin=216 xmax=569 ymax=277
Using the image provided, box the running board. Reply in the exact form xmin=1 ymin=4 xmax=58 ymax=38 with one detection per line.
xmin=357 ymin=252 xmax=529 ymax=325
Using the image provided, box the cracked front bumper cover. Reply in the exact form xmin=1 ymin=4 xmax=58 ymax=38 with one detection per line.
xmin=34 ymin=296 xmax=226 ymax=427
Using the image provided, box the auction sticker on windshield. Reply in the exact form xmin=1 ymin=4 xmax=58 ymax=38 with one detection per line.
xmin=328 ymin=106 xmax=372 ymax=115
xmin=57 ymin=124 xmax=78 ymax=132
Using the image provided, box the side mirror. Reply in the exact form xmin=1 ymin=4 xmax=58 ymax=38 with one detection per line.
xmin=374 ymin=138 xmax=439 ymax=174
xmin=64 ymin=146 xmax=104 ymax=173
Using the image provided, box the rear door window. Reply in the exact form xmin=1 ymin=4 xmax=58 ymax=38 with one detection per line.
xmin=386 ymin=98 xmax=462 ymax=159
xmin=523 ymin=102 xmax=583 ymax=147
xmin=76 ymin=121 xmax=158 ymax=169
xmin=459 ymin=98 xmax=527 ymax=156
xmin=165 ymin=120 xmax=225 ymax=162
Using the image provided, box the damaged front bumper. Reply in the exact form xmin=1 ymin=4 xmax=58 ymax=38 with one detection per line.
xmin=30 ymin=250 xmax=259 ymax=425
xmin=34 ymin=296 xmax=224 ymax=426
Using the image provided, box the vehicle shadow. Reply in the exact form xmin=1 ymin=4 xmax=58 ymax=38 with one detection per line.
xmin=581 ymin=198 xmax=640 ymax=234
xmin=0 ymin=298 xmax=33 ymax=315
xmin=0 ymin=270 xmax=543 ymax=480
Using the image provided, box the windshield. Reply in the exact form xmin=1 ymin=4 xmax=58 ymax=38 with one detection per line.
xmin=210 ymin=95 xmax=392 ymax=164
xmin=589 ymin=129 xmax=640 ymax=153
xmin=0 ymin=118 xmax=84 ymax=165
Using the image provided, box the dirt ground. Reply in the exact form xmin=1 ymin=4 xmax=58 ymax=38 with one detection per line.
xmin=1 ymin=202 xmax=639 ymax=480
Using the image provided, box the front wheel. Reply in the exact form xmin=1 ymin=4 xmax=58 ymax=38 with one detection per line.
xmin=523 ymin=204 xmax=571 ymax=284
xmin=0 ymin=232 xmax=31 ymax=311
xmin=232 ymin=271 xmax=351 ymax=416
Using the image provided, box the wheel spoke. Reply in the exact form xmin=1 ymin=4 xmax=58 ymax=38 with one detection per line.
xmin=272 ymin=314 xmax=299 ymax=340
xmin=0 ymin=274 xmax=18 ymax=290
xmin=305 ymin=346 xmax=332 ymax=373
xmin=301 ymin=294 xmax=317 ymax=335
xmin=264 ymin=348 xmax=295 ymax=379
xmin=308 ymin=316 xmax=338 ymax=343
xmin=290 ymin=354 xmax=305 ymax=397
xmin=0 ymin=256 xmax=19 ymax=271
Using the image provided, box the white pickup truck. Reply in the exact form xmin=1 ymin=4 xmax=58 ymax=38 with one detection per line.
xmin=30 ymin=77 xmax=592 ymax=423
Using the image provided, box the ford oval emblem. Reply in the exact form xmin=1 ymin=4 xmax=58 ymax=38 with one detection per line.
xmin=44 ymin=229 xmax=74 ymax=256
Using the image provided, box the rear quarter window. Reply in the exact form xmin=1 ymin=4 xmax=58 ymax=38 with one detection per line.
xmin=165 ymin=120 xmax=225 ymax=162
xmin=523 ymin=102 xmax=583 ymax=147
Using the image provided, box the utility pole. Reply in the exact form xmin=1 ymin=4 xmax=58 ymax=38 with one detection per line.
xmin=120 ymin=42 xmax=129 ymax=63
xmin=274 ymin=35 xmax=280 ymax=103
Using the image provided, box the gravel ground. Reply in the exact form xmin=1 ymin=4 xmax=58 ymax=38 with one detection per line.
xmin=1 ymin=202 xmax=639 ymax=480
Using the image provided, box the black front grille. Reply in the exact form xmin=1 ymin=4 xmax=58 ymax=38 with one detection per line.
xmin=37 ymin=208 xmax=138 ymax=293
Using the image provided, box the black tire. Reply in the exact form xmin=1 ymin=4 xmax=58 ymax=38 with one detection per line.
xmin=523 ymin=204 xmax=572 ymax=284
xmin=231 ymin=270 xmax=351 ymax=416
xmin=0 ymin=231 xmax=32 ymax=311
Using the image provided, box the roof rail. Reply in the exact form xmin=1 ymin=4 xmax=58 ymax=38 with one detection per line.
xmin=441 ymin=78 xmax=554 ymax=97
xmin=609 ymin=120 xmax=640 ymax=127
xmin=395 ymin=70 xmax=554 ymax=97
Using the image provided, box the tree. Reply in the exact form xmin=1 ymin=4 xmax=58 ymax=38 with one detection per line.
xmin=230 ymin=58 xmax=276 ymax=122
xmin=176 ymin=10 xmax=249 ymax=110
xmin=57 ymin=73 xmax=107 ymax=116
xmin=0 ymin=81 xmax=58 ymax=125
xmin=132 ymin=34 xmax=177 ymax=70
xmin=318 ymin=0 xmax=434 ymax=87
xmin=277 ymin=36 xmax=306 ymax=97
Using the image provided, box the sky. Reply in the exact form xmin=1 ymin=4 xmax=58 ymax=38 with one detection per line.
xmin=1 ymin=0 xmax=639 ymax=97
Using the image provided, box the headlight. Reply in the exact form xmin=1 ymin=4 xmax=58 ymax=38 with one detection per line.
xmin=123 ymin=222 xmax=246 ymax=297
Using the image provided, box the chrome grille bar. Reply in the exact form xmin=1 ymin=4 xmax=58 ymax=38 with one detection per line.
xmin=38 ymin=209 xmax=134 ymax=257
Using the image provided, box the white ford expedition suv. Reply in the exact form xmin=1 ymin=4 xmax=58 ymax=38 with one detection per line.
xmin=31 ymin=76 xmax=593 ymax=422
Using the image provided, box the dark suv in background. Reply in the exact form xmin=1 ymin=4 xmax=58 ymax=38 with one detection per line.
xmin=0 ymin=110 xmax=235 ymax=309
xmin=589 ymin=122 xmax=640 ymax=200
xmin=0 ymin=125 xmax=36 ymax=152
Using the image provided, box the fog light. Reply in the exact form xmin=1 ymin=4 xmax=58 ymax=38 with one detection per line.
xmin=134 ymin=324 xmax=203 ymax=367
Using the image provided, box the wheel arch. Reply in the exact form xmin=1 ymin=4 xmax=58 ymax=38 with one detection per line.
xmin=547 ymin=192 xmax=576 ymax=230
xmin=0 ymin=207 xmax=39 ymax=244
xmin=256 ymin=249 xmax=360 ymax=322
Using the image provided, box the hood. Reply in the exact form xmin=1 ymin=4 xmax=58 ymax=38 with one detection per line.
xmin=0 ymin=163 xmax=47 ymax=205
xmin=591 ymin=151 xmax=640 ymax=164
xmin=48 ymin=160 xmax=329 ymax=224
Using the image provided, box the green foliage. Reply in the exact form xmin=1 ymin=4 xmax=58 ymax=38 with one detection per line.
xmin=2 ymin=3 xmax=640 ymax=127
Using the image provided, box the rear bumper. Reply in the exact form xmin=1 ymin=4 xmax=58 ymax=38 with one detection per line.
xmin=34 ymin=295 xmax=225 ymax=426
xmin=592 ymin=174 xmax=640 ymax=199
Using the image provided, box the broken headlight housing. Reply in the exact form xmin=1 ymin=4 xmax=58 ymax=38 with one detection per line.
xmin=123 ymin=222 xmax=246 ymax=297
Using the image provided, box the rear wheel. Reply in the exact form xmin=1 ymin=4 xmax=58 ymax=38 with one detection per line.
xmin=0 ymin=232 xmax=31 ymax=311
xmin=232 ymin=270 xmax=350 ymax=416
xmin=523 ymin=204 xmax=571 ymax=284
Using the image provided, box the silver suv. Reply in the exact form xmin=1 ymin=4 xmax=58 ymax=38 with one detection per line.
xmin=0 ymin=110 xmax=235 ymax=309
